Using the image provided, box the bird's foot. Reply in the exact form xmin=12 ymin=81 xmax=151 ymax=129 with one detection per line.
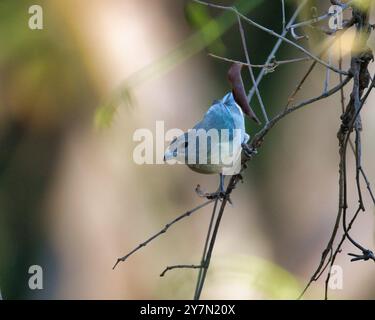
xmin=195 ymin=185 xmax=233 ymax=205
xmin=242 ymin=143 xmax=257 ymax=159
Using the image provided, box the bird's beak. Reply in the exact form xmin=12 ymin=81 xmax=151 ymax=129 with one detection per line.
xmin=227 ymin=63 xmax=261 ymax=125
xmin=164 ymin=149 xmax=174 ymax=162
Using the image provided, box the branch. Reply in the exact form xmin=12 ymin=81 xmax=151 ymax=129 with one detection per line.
xmin=194 ymin=175 xmax=242 ymax=299
xmin=160 ymin=264 xmax=203 ymax=277
xmin=209 ymin=53 xmax=311 ymax=71
xmin=237 ymin=14 xmax=268 ymax=123
xmin=286 ymin=60 xmax=317 ymax=108
xmin=193 ymin=0 xmax=349 ymax=76
xmin=251 ymin=75 xmax=352 ymax=149
xmin=281 ymin=0 xmax=286 ymax=31
xmin=193 ymin=197 xmax=219 ymax=299
xmin=112 ymin=199 xmax=214 ymax=269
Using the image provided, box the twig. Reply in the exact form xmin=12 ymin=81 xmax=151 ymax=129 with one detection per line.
xmin=281 ymin=0 xmax=286 ymax=31
xmin=113 ymin=199 xmax=214 ymax=269
xmin=160 ymin=264 xmax=203 ymax=277
xmin=339 ymin=36 xmax=346 ymax=113
xmin=286 ymin=60 xmax=317 ymax=108
xmin=237 ymin=15 xmax=268 ymax=123
xmin=194 ymin=176 xmax=241 ymax=299
xmin=359 ymin=167 xmax=375 ymax=205
xmin=193 ymin=197 xmax=219 ymax=299
xmin=209 ymin=53 xmax=311 ymax=70
xmin=324 ymin=46 xmax=333 ymax=93
xmin=254 ymin=75 xmax=352 ymax=146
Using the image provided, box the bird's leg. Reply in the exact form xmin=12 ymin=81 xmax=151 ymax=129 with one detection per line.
xmin=195 ymin=174 xmax=232 ymax=204
xmin=219 ymin=173 xmax=225 ymax=194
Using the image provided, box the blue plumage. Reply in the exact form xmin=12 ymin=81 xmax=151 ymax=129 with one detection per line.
xmin=164 ymin=63 xmax=257 ymax=194
xmin=194 ymin=92 xmax=249 ymax=144
xmin=164 ymin=92 xmax=249 ymax=176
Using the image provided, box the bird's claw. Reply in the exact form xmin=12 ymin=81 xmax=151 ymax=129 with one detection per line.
xmin=195 ymin=184 xmax=207 ymax=198
xmin=348 ymin=249 xmax=375 ymax=262
xmin=242 ymin=143 xmax=257 ymax=159
xmin=195 ymin=185 xmax=233 ymax=205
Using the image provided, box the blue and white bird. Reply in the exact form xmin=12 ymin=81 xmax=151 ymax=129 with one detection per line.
xmin=164 ymin=63 xmax=259 ymax=194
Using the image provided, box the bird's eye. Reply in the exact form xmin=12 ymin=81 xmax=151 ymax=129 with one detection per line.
xmin=183 ymin=141 xmax=189 ymax=148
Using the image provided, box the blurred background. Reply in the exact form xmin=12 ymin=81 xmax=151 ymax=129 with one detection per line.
xmin=0 ymin=0 xmax=374 ymax=299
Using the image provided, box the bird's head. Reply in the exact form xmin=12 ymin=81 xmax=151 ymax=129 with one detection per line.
xmin=164 ymin=133 xmax=189 ymax=162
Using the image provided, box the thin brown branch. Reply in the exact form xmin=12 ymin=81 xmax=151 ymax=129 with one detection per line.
xmin=160 ymin=264 xmax=203 ymax=277
xmin=209 ymin=53 xmax=311 ymax=70
xmin=194 ymin=175 xmax=242 ymax=299
xmin=252 ymin=76 xmax=352 ymax=149
xmin=237 ymin=15 xmax=268 ymax=123
xmin=113 ymin=199 xmax=214 ymax=269
xmin=286 ymin=61 xmax=317 ymax=108
xmin=193 ymin=197 xmax=219 ymax=299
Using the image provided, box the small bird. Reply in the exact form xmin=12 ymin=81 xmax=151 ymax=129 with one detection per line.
xmin=164 ymin=63 xmax=259 ymax=196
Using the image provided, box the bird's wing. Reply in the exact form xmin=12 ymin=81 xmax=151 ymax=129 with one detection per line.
xmin=194 ymin=101 xmax=235 ymax=131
